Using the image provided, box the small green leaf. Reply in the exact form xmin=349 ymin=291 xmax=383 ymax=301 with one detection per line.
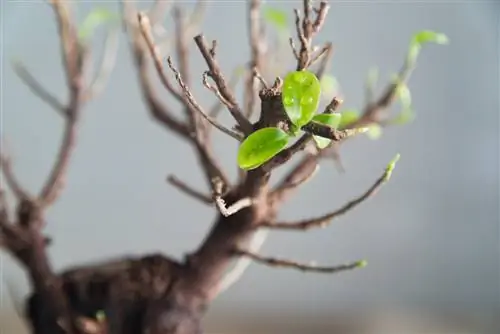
xmin=263 ymin=6 xmax=288 ymax=31
xmin=392 ymin=107 xmax=415 ymax=125
xmin=384 ymin=153 xmax=401 ymax=181
xmin=79 ymin=8 xmax=118 ymax=40
xmin=366 ymin=123 xmax=383 ymax=140
xmin=311 ymin=113 xmax=342 ymax=149
xmin=407 ymin=30 xmax=449 ymax=65
xmin=396 ymin=81 xmax=412 ymax=108
xmin=237 ymin=127 xmax=291 ymax=170
xmin=413 ymin=30 xmax=449 ymax=45
xmin=356 ymin=260 xmax=368 ymax=268
xmin=282 ymin=70 xmax=322 ymax=128
xmin=320 ymin=75 xmax=339 ymax=101
xmin=338 ymin=110 xmax=359 ymax=129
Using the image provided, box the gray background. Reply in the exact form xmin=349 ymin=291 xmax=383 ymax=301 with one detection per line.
xmin=1 ymin=0 xmax=499 ymax=332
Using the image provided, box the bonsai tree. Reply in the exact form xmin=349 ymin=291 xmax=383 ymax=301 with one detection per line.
xmin=0 ymin=0 xmax=447 ymax=333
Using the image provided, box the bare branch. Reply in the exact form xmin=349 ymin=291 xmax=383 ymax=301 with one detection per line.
xmin=244 ymin=0 xmax=264 ymax=118
xmin=83 ymin=27 xmax=120 ymax=101
xmin=166 ymin=57 xmax=243 ymax=141
xmin=212 ymin=177 xmax=252 ymax=217
xmin=263 ymin=162 xmax=394 ymax=230
xmin=12 ymin=62 xmax=66 ymax=116
xmin=38 ymin=117 xmax=78 ymax=207
xmin=167 ymin=175 xmax=213 ymax=205
xmin=312 ymin=1 xmax=330 ymax=33
xmin=0 ymin=154 xmax=31 ymax=200
xmin=194 ymin=34 xmax=253 ymax=134
xmin=127 ymin=14 xmax=189 ymax=137
xmin=309 ymin=43 xmax=332 ymax=69
xmin=209 ymin=67 xmax=244 ymax=117
xmin=289 ymin=37 xmax=299 ymax=60
xmin=234 ymin=248 xmax=366 ymax=274
xmin=137 ymin=13 xmax=184 ymax=103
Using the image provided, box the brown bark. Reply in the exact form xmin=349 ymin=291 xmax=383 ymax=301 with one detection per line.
xmin=0 ymin=1 xmax=416 ymax=333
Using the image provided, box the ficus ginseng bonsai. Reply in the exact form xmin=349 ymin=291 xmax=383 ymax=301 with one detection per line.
xmin=0 ymin=1 xmax=447 ymax=333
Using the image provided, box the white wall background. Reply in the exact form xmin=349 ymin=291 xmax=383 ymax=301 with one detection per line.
xmin=1 ymin=0 xmax=499 ymax=331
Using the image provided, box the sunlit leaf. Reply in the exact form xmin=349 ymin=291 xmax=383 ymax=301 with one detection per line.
xmin=366 ymin=123 xmax=383 ymax=140
xmin=237 ymin=127 xmax=291 ymax=170
xmin=79 ymin=8 xmax=118 ymax=40
xmin=384 ymin=153 xmax=401 ymax=181
xmin=282 ymin=70 xmax=322 ymax=128
xmin=338 ymin=109 xmax=359 ymax=129
xmin=263 ymin=6 xmax=288 ymax=31
xmin=311 ymin=113 xmax=342 ymax=149
xmin=407 ymin=30 xmax=449 ymax=65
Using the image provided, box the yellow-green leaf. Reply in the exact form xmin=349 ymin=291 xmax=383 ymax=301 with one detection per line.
xmin=79 ymin=8 xmax=118 ymax=40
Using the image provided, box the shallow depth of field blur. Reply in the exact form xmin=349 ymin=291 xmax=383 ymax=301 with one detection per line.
xmin=1 ymin=1 xmax=498 ymax=333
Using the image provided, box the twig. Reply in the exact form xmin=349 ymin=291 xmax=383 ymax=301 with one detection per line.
xmin=0 ymin=155 xmax=30 ymax=200
xmin=12 ymin=62 xmax=66 ymax=116
xmin=167 ymin=175 xmax=213 ymax=205
xmin=315 ymin=42 xmax=333 ymax=79
xmin=244 ymin=0 xmax=264 ymax=118
xmin=211 ymin=177 xmax=252 ymax=217
xmin=202 ymin=71 xmax=232 ymax=112
xmin=262 ymin=163 xmax=393 ymax=230
xmin=234 ymin=248 xmax=366 ymax=274
xmin=38 ymin=116 xmax=79 ymax=207
xmin=194 ymin=34 xmax=253 ymax=135
xmin=127 ymin=12 xmax=190 ymax=137
xmin=309 ymin=43 xmax=332 ymax=68
xmin=166 ymin=57 xmax=243 ymax=141
xmin=137 ymin=13 xmax=184 ymax=103
xmin=209 ymin=67 xmax=244 ymax=117
xmin=289 ymin=37 xmax=299 ymax=60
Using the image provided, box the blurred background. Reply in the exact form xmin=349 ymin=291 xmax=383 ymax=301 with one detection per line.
xmin=1 ymin=0 xmax=499 ymax=333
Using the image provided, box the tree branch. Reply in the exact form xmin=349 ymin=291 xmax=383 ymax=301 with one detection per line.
xmin=12 ymin=61 xmax=66 ymax=116
xmin=263 ymin=160 xmax=396 ymax=230
xmin=167 ymin=175 xmax=213 ymax=205
xmin=194 ymin=34 xmax=253 ymax=134
xmin=244 ymin=0 xmax=264 ymax=118
xmin=234 ymin=248 xmax=366 ymax=274
xmin=137 ymin=13 xmax=184 ymax=103
xmin=166 ymin=57 xmax=243 ymax=141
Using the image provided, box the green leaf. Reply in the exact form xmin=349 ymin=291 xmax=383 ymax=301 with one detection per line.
xmin=311 ymin=113 xmax=342 ymax=149
xmin=282 ymin=70 xmax=322 ymax=128
xmin=396 ymin=81 xmax=412 ymax=108
xmin=392 ymin=107 xmax=415 ymax=125
xmin=366 ymin=123 xmax=383 ymax=140
xmin=320 ymin=75 xmax=339 ymax=101
xmin=407 ymin=30 xmax=449 ymax=65
xmin=413 ymin=30 xmax=449 ymax=45
xmin=384 ymin=153 xmax=401 ymax=181
xmin=263 ymin=6 xmax=288 ymax=31
xmin=237 ymin=127 xmax=291 ymax=170
xmin=78 ymin=8 xmax=118 ymax=40
xmin=338 ymin=110 xmax=359 ymax=129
